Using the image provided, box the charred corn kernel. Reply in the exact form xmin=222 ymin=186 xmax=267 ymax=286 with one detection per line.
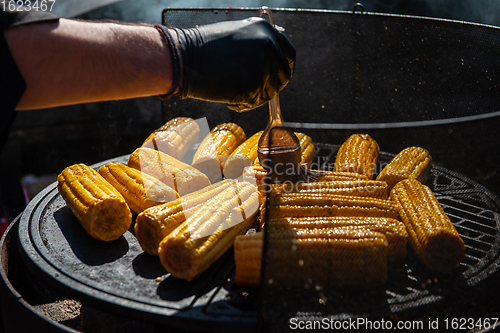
xmin=376 ymin=146 xmax=433 ymax=190
xmin=269 ymin=216 xmax=407 ymax=264
xmin=142 ymin=117 xmax=200 ymax=161
xmin=268 ymin=193 xmax=399 ymax=220
xmin=295 ymin=132 xmax=315 ymax=165
xmin=270 ymin=180 xmax=388 ymax=198
xmin=192 ymin=123 xmax=246 ymax=182
xmin=234 ymin=227 xmax=388 ymax=288
xmin=128 ymin=147 xmax=210 ymax=197
xmin=159 ymin=181 xmax=261 ymax=281
xmin=234 ymin=231 xmax=263 ymax=287
xmin=390 ymin=179 xmax=465 ymax=273
xmin=57 ymin=163 xmax=132 ymax=242
xmin=223 ymin=131 xmax=263 ymax=179
xmin=318 ymin=171 xmax=369 ymax=182
xmin=135 ymin=180 xmax=237 ymax=255
xmin=97 ymin=162 xmax=178 ymax=214
xmin=335 ymin=134 xmax=380 ymax=179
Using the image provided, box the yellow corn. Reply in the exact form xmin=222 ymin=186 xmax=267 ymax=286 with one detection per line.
xmin=295 ymin=132 xmax=315 ymax=165
xmin=269 ymin=216 xmax=407 ymax=264
xmin=223 ymin=131 xmax=263 ymax=179
xmin=135 ymin=180 xmax=237 ymax=255
xmin=242 ymin=169 xmax=370 ymax=190
xmin=318 ymin=171 xmax=369 ymax=182
xmin=234 ymin=227 xmax=388 ymax=288
xmin=269 ymin=180 xmax=388 ymax=198
xmin=390 ymin=179 xmax=465 ymax=273
xmin=57 ymin=163 xmax=132 ymax=242
xmin=335 ymin=134 xmax=380 ymax=179
xmin=128 ymin=147 xmax=210 ymax=196
xmin=192 ymin=123 xmax=246 ymax=182
xmin=268 ymin=193 xmax=399 ymax=220
xmin=241 ymin=165 xmax=267 ymax=188
xmin=97 ymin=162 xmax=178 ymax=214
xmin=142 ymin=117 xmax=200 ymax=161
xmin=376 ymin=146 xmax=432 ymax=191
xmin=224 ymin=131 xmax=315 ymax=179
xmin=234 ymin=231 xmax=263 ymax=287
xmin=242 ymin=168 xmax=371 ymax=190
xmin=158 ymin=181 xmax=261 ymax=281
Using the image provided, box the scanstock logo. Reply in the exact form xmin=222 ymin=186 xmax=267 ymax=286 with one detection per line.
xmin=140 ymin=117 xmax=259 ymax=239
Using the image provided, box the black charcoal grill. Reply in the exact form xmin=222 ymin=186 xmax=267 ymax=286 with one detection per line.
xmin=2 ymin=6 xmax=500 ymax=333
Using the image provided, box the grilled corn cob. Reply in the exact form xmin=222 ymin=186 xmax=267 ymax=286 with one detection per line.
xmin=269 ymin=180 xmax=388 ymax=198
xmin=234 ymin=231 xmax=264 ymax=287
xmin=192 ymin=123 xmax=246 ymax=182
xmin=242 ymin=168 xmax=371 ymax=189
xmin=57 ymin=163 xmax=132 ymax=242
xmin=242 ymin=166 xmax=267 ymax=187
xmin=234 ymin=227 xmax=388 ymax=288
xmin=242 ymin=167 xmax=379 ymax=196
xmin=390 ymin=179 xmax=465 ymax=273
xmin=335 ymin=134 xmax=380 ymax=179
xmin=135 ymin=180 xmax=237 ymax=255
xmin=158 ymin=181 xmax=261 ymax=281
xmin=128 ymin=147 xmax=210 ymax=196
xmin=376 ymin=146 xmax=432 ymax=190
xmin=318 ymin=171 xmax=369 ymax=182
xmin=142 ymin=117 xmax=200 ymax=161
xmin=268 ymin=193 xmax=399 ymax=220
xmin=295 ymin=132 xmax=316 ymax=166
xmin=268 ymin=216 xmax=407 ymax=264
xmin=97 ymin=162 xmax=178 ymax=214
xmin=222 ymin=131 xmax=263 ymax=179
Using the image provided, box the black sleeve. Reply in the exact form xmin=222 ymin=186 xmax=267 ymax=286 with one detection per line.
xmin=0 ymin=8 xmax=58 ymax=150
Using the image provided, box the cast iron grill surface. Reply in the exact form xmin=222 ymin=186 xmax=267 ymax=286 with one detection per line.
xmin=16 ymin=144 xmax=500 ymax=332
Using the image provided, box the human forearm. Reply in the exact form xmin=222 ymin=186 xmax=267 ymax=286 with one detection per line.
xmin=5 ymin=18 xmax=173 ymax=110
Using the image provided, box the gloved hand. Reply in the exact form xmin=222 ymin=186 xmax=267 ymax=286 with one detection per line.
xmin=158 ymin=17 xmax=296 ymax=112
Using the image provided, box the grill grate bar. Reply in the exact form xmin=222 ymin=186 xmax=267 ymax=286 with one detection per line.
xmin=461 ymin=236 xmax=496 ymax=250
xmin=454 ymin=224 xmax=495 ymax=237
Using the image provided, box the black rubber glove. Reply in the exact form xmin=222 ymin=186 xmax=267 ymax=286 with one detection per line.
xmin=158 ymin=17 xmax=295 ymax=112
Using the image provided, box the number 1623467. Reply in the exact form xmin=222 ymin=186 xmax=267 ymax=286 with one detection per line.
xmin=2 ymin=0 xmax=56 ymax=12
